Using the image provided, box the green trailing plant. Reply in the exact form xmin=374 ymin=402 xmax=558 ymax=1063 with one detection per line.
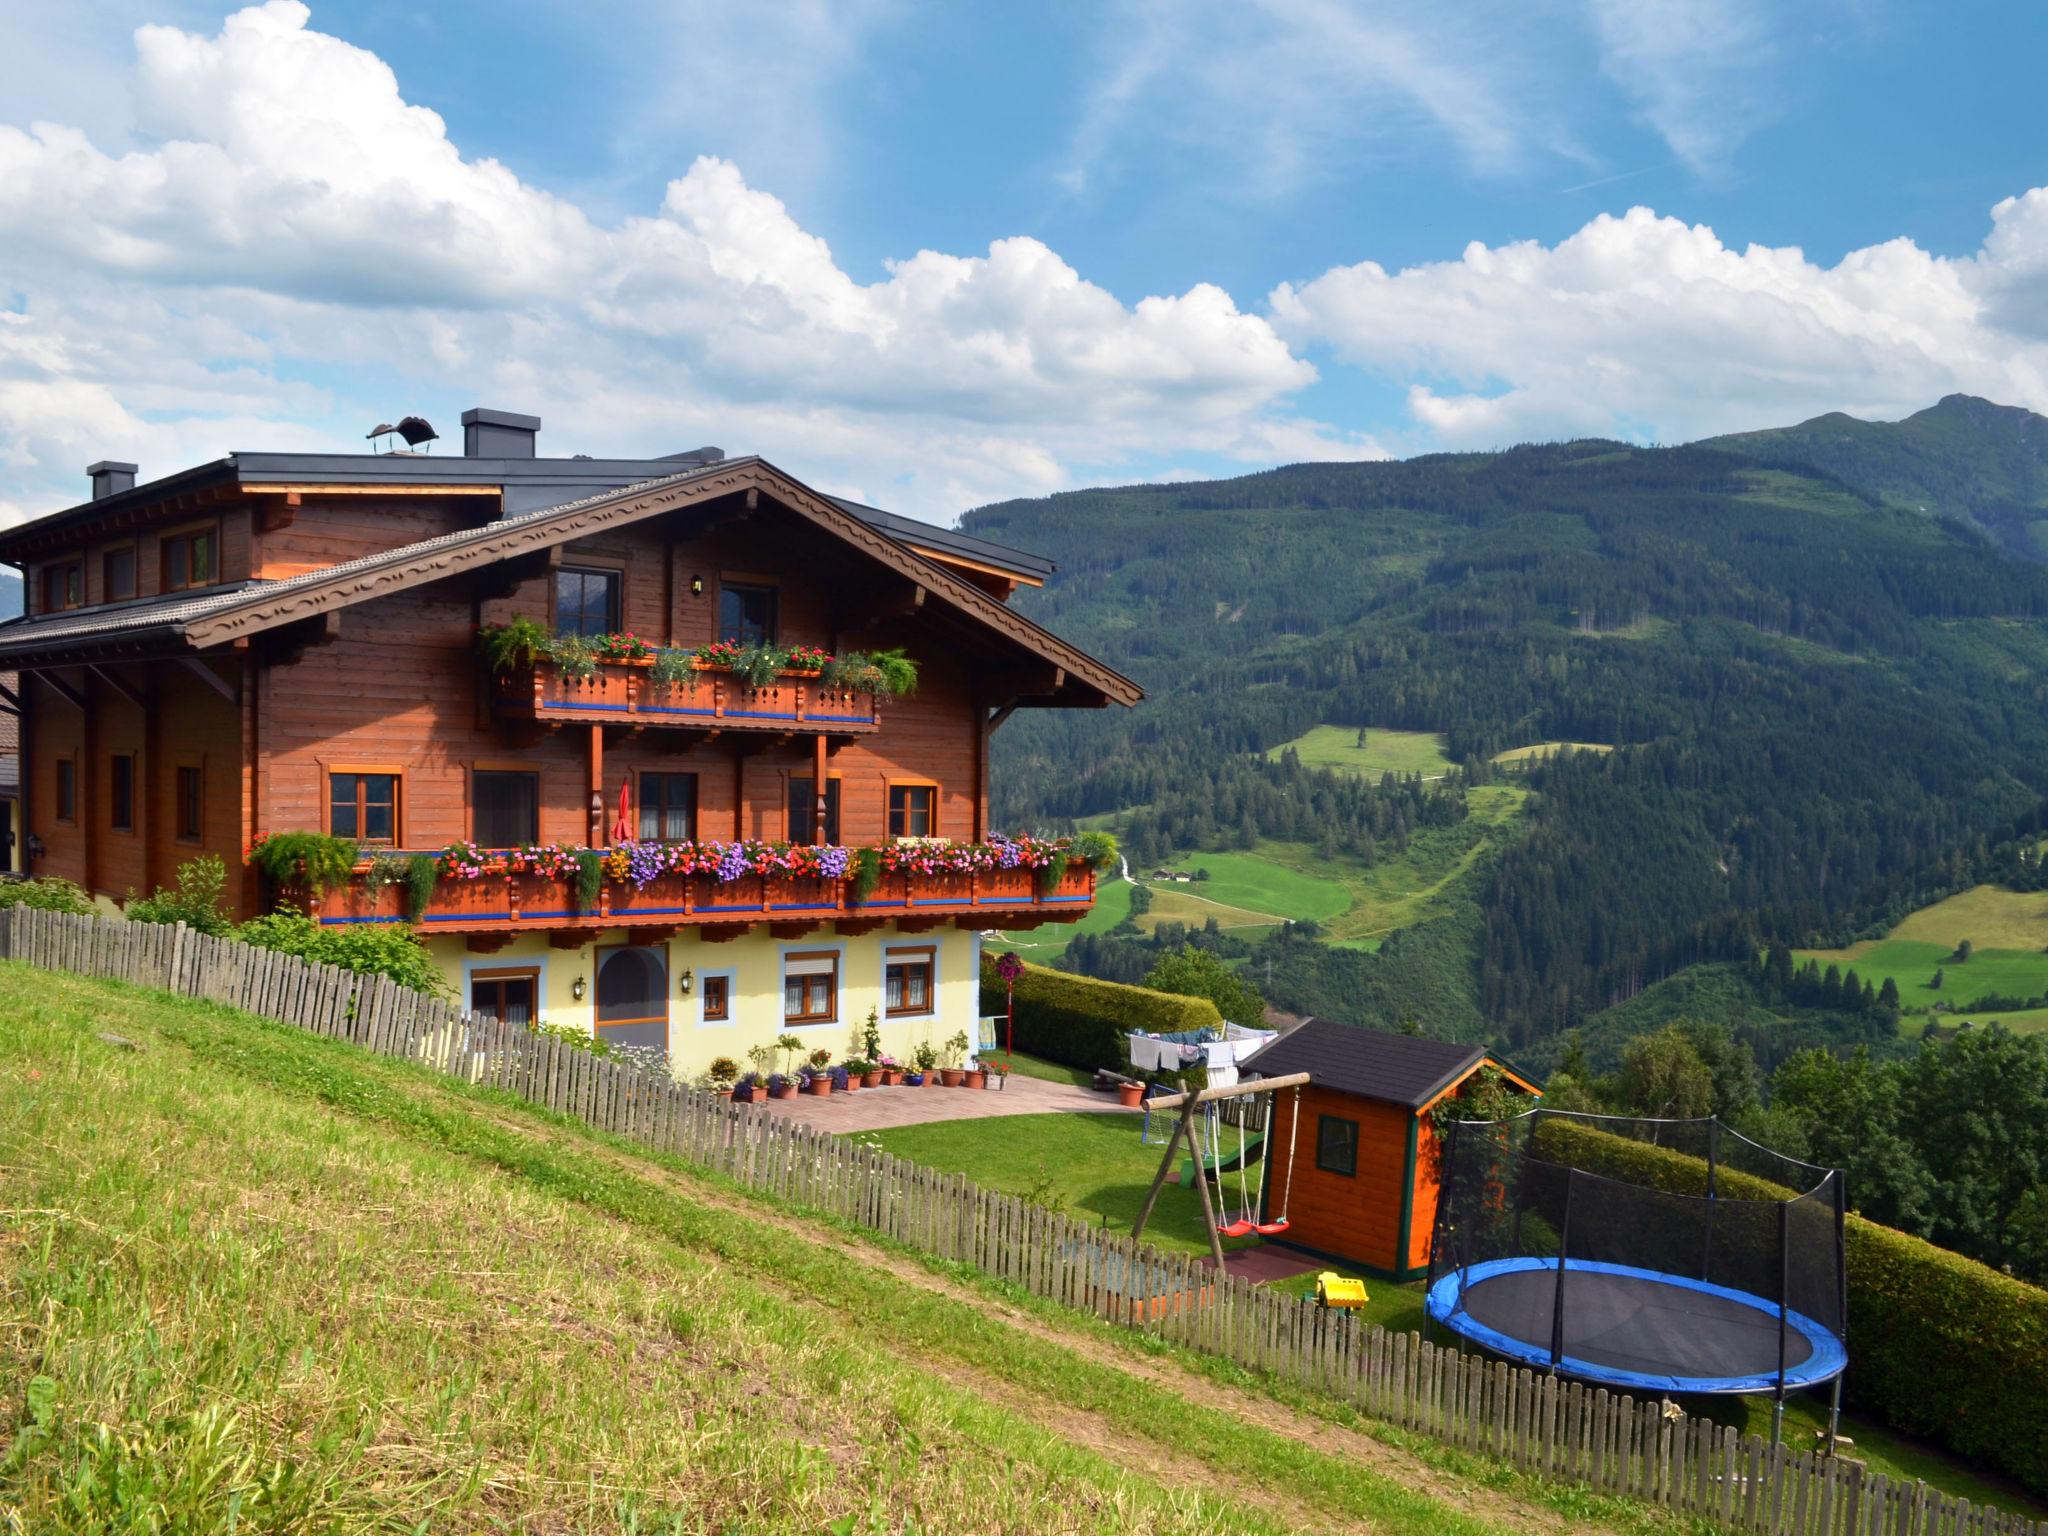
xmin=248 ymin=832 xmax=360 ymax=898
xmin=124 ymin=855 xmax=232 ymax=935
xmin=1074 ymin=829 xmax=1120 ymax=871
xmin=573 ymin=850 xmax=605 ymax=912
xmin=476 ymin=616 xmax=552 ymax=674
xmin=649 ymin=647 xmax=696 ymax=688
xmin=403 ymin=854 xmax=439 ymax=924
xmin=870 ymin=646 xmax=919 ymax=697
xmin=549 ymin=632 xmax=600 ymax=681
xmin=363 ymin=852 xmax=409 ymax=896
xmin=1036 ymin=846 xmax=1071 ymax=895
xmin=735 ymin=643 xmax=783 ymax=689
xmin=849 ymin=845 xmax=883 ymax=904
xmin=824 ymin=647 xmax=920 ymax=698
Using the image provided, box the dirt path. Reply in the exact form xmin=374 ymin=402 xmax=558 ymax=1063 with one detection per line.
xmin=458 ymin=1093 xmax=1607 ymax=1536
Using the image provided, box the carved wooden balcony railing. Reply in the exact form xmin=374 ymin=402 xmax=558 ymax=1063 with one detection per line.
xmin=493 ymin=660 xmax=882 ymax=733
xmin=310 ymin=858 xmax=1095 ymax=937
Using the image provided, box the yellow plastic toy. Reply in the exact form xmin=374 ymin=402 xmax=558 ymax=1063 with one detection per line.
xmin=1314 ymin=1271 xmax=1369 ymax=1309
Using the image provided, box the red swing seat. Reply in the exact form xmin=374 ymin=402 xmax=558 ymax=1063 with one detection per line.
xmin=1216 ymin=1218 xmax=1258 ymax=1238
xmin=1253 ymin=1218 xmax=1290 ymax=1236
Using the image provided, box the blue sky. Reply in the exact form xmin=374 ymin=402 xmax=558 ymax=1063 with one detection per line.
xmin=3 ymin=0 xmax=2048 ymax=527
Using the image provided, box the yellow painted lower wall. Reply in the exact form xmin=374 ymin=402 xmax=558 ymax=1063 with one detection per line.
xmin=427 ymin=923 xmax=986 ymax=1081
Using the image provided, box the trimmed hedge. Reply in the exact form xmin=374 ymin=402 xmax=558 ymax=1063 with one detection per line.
xmin=981 ymin=954 xmax=1220 ymax=1084
xmin=1531 ymin=1118 xmax=2048 ymax=1498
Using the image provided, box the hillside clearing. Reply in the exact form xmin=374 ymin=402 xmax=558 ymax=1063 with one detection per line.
xmin=1 ymin=965 xmax=1675 ymax=1536
xmin=1799 ymin=885 xmax=2048 ymax=1032
xmin=1266 ymin=724 xmax=1454 ymax=779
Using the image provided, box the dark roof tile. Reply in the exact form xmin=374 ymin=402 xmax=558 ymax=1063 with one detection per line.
xmin=1240 ymin=1018 xmax=1488 ymax=1110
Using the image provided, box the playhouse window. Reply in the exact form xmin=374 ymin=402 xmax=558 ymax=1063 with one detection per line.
xmin=1315 ymin=1114 xmax=1359 ymax=1177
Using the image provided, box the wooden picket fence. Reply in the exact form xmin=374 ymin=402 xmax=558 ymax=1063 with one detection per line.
xmin=2 ymin=902 xmax=2038 ymax=1536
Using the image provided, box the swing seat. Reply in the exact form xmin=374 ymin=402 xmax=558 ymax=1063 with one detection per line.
xmin=1253 ymin=1218 xmax=1290 ymax=1236
xmin=1216 ymin=1218 xmax=1258 ymax=1238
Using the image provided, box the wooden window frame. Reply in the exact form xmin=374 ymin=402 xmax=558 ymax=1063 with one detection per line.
xmin=100 ymin=541 xmax=138 ymax=604
xmin=54 ymin=755 xmax=78 ymax=825
xmin=884 ymin=944 xmax=937 ymax=1019
xmin=786 ymin=771 xmax=843 ymax=845
xmin=322 ymin=761 xmax=406 ymax=848
xmin=108 ymin=753 xmax=136 ymax=835
xmin=469 ymin=764 xmax=541 ymax=849
xmin=698 ymin=970 xmax=734 ymax=1025
xmin=1315 ymin=1114 xmax=1360 ymax=1178
xmin=159 ymin=520 xmax=222 ymax=594
xmin=637 ymin=769 xmax=699 ymax=843
xmin=715 ymin=573 xmax=781 ymax=646
xmin=887 ymin=780 xmax=939 ymax=840
xmin=174 ymin=761 xmax=205 ymax=844
xmin=782 ymin=949 xmax=839 ymax=1026
xmin=41 ymin=560 xmax=83 ymax=614
xmin=551 ymin=561 xmax=625 ymax=638
xmin=469 ymin=966 xmax=542 ymax=1027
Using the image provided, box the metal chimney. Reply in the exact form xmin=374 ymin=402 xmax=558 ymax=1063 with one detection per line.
xmin=88 ymin=461 xmax=138 ymax=500
xmin=461 ymin=408 xmax=540 ymax=459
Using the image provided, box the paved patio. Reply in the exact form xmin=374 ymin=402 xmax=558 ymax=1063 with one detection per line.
xmin=752 ymin=1072 xmax=1140 ymax=1132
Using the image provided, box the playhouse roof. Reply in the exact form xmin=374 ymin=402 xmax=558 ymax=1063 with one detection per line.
xmin=1243 ymin=1019 xmax=1530 ymax=1111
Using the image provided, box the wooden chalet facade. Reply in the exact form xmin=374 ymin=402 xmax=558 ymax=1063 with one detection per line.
xmin=0 ymin=413 xmax=1138 ymax=1073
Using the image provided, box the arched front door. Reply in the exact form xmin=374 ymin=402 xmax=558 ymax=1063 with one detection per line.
xmin=595 ymin=945 xmax=669 ymax=1056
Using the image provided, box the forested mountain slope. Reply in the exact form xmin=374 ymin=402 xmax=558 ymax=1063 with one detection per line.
xmin=971 ymin=432 xmax=2048 ymax=1048
xmin=1703 ymin=394 xmax=2048 ymax=560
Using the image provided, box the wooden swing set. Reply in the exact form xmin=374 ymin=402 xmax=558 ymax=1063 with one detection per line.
xmin=1131 ymin=1072 xmax=1311 ymax=1268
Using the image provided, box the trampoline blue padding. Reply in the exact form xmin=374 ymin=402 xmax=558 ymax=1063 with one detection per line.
xmin=1426 ymin=1256 xmax=1846 ymax=1395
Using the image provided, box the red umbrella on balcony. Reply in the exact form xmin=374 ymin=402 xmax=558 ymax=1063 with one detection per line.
xmin=612 ymin=776 xmax=633 ymax=843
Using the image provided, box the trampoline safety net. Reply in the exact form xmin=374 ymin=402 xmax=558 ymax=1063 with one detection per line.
xmin=1425 ymin=1110 xmax=1847 ymax=1396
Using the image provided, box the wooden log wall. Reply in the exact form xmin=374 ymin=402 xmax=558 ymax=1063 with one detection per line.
xmin=3 ymin=901 xmax=2039 ymax=1536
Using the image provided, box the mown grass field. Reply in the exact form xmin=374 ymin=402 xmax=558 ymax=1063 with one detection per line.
xmin=1799 ymin=884 xmax=2048 ymax=1035
xmin=1266 ymin=723 xmax=1454 ymax=778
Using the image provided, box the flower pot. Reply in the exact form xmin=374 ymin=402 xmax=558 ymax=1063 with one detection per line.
xmin=902 ymin=1072 xmax=922 ymax=1086
xmin=843 ymin=1076 xmax=860 ymax=1092
xmin=964 ymin=1070 xmax=986 ymax=1090
xmin=923 ymin=1071 xmax=945 ymax=1088
xmin=717 ymin=1088 xmax=735 ymax=1101
xmin=940 ymin=1068 xmax=964 ymax=1087
xmin=862 ymin=1070 xmax=883 ymax=1088
xmin=1117 ymin=1083 xmax=1145 ymax=1108
xmin=770 ymin=1085 xmax=797 ymax=1100
xmin=880 ymin=1069 xmax=901 ymax=1086
xmin=806 ymin=1077 xmax=832 ymax=1096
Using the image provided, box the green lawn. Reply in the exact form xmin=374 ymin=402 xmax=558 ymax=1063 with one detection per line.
xmin=1794 ymin=937 xmax=2048 ymax=1030
xmin=861 ymin=1111 xmax=1271 ymax=1259
xmin=1266 ymin=724 xmax=1454 ymax=779
xmin=1490 ymin=740 xmax=1613 ymax=767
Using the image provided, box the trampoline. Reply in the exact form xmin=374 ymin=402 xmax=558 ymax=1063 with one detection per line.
xmin=1426 ymin=1110 xmax=1848 ymax=1411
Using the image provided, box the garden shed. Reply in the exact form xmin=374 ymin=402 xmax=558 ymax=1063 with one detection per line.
xmin=1243 ymin=1021 xmax=1540 ymax=1279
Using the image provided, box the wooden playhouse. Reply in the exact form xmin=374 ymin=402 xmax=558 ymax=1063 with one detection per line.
xmin=1244 ymin=1020 xmax=1540 ymax=1279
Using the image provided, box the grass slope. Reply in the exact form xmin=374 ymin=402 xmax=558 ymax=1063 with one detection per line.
xmin=2 ymin=965 xmax=1687 ymax=1536
xmin=1266 ymin=724 xmax=1454 ymax=779
xmin=1800 ymin=884 xmax=2048 ymax=1034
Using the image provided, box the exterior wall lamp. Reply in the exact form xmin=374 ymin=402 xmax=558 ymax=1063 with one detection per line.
xmin=571 ymin=976 xmax=587 ymax=1003
xmin=678 ymin=968 xmax=694 ymax=995
xmin=690 ymin=574 xmax=704 ymax=596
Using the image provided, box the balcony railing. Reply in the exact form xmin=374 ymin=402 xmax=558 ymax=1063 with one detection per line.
xmin=494 ymin=659 xmax=881 ymax=733
xmin=311 ymin=858 xmax=1095 ymax=934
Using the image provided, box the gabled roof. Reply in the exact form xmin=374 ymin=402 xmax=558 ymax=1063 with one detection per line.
xmin=1240 ymin=1018 xmax=1536 ymax=1111
xmin=0 ymin=450 xmax=1054 ymax=583
xmin=0 ymin=457 xmax=1139 ymax=707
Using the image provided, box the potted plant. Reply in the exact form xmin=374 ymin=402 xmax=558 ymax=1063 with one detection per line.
xmin=767 ymin=1072 xmax=796 ymax=1101
xmin=901 ymin=1066 xmax=924 ymax=1086
xmin=802 ymin=1066 xmax=831 ymax=1097
xmin=877 ymin=1053 xmax=901 ymax=1086
xmin=939 ymin=1031 xmax=969 ymax=1088
xmin=915 ymin=1041 xmax=942 ymax=1086
xmin=777 ymin=1033 xmax=806 ymax=1077
xmin=861 ymin=1059 xmax=884 ymax=1089
xmin=827 ymin=1064 xmax=850 ymax=1093
xmin=732 ymin=1071 xmax=758 ymax=1104
xmin=980 ymin=1056 xmax=1007 ymax=1092
xmin=963 ymin=1062 xmax=987 ymax=1090
xmin=1117 ymin=1078 xmax=1146 ymax=1108
xmin=706 ymin=1056 xmax=740 ymax=1099
xmin=841 ymin=1057 xmax=867 ymax=1092
xmin=747 ymin=1042 xmax=775 ymax=1082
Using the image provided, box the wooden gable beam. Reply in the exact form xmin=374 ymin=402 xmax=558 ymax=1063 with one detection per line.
xmin=40 ymin=672 xmax=86 ymax=711
xmin=87 ymin=664 xmax=145 ymax=709
xmin=178 ymin=655 xmax=239 ymax=705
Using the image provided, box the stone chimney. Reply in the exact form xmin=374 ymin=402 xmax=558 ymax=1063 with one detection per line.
xmin=88 ymin=460 xmax=138 ymax=500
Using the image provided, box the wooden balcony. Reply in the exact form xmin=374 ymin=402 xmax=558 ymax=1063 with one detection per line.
xmin=494 ymin=659 xmax=882 ymax=734
xmin=310 ymin=859 xmax=1095 ymax=939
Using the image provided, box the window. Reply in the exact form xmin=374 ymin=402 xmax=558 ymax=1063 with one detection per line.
xmin=784 ymin=951 xmax=838 ymax=1024
xmin=176 ymin=766 xmax=203 ymax=841
xmin=718 ymin=581 xmax=778 ymax=645
xmin=885 ymin=946 xmax=935 ymax=1017
xmin=41 ymin=562 xmax=82 ymax=613
xmin=596 ymin=946 xmax=669 ymax=1053
xmin=161 ymin=526 xmax=217 ymax=592
xmin=700 ymin=973 xmax=731 ymax=1023
xmin=329 ymin=771 xmax=399 ymax=845
xmin=554 ymin=566 xmax=621 ymax=637
xmin=109 ymin=754 xmax=135 ymax=833
xmin=786 ymin=776 xmax=841 ymax=845
xmin=470 ymin=968 xmax=539 ymax=1028
xmin=888 ymin=784 xmax=936 ymax=839
xmin=473 ymin=770 xmax=539 ymax=847
xmin=1315 ymin=1115 xmax=1359 ymax=1177
xmin=102 ymin=545 xmax=137 ymax=603
xmin=638 ymin=771 xmax=698 ymax=841
xmin=54 ymin=758 xmax=77 ymax=823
